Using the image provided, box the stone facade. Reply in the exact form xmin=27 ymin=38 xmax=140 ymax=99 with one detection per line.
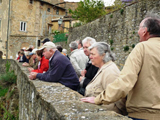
xmin=0 ymin=59 xmax=131 ymax=120
xmin=1 ymin=0 xmax=66 ymax=59
xmin=67 ymin=0 xmax=160 ymax=70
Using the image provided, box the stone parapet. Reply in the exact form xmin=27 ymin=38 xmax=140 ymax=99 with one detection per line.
xmin=0 ymin=59 xmax=131 ymax=120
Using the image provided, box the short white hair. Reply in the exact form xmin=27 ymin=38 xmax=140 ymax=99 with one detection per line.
xmin=82 ymin=37 xmax=96 ymax=46
xmin=62 ymin=49 xmax=67 ymax=54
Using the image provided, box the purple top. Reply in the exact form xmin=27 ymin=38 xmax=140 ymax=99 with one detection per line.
xmin=37 ymin=50 xmax=79 ymax=91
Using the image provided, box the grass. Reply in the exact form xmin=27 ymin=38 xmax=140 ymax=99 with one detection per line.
xmin=0 ymin=86 xmax=8 ymax=97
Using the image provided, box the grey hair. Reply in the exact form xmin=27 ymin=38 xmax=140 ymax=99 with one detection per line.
xmin=46 ymin=48 xmax=57 ymax=52
xmin=82 ymin=37 xmax=96 ymax=46
xmin=62 ymin=49 xmax=67 ymax=54
xmin=143 ymin=12 xmax=160 ymax=36
xmin=69 ymin=41 xmax=78 ymax=50
xmin=89 ymin=42 xmax=115 ymax=63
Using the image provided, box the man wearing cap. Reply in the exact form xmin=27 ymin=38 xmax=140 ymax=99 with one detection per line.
xmin=41 ymin=38 xmax=50 ymax=44
xmin=29 ymin=42 xmax=80 ymax=91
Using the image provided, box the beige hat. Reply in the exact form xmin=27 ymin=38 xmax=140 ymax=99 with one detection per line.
xmin=32 ymin=48 xmax=38 ymax=54
xmin=39 ymin=42 xmax=56 ymax=50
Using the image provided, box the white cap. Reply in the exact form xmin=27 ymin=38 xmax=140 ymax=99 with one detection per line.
xmin=31 ymin=48 xmax=38 ymax=54
xmin=39 ymin=42 xmax=56 ymax=50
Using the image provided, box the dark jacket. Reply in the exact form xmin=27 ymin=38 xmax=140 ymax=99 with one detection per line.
xmin=37 ymin=50 xmax=79 ymax=91
xmin=19 ymin=55 xmax=28 ymax=63
xmin=78 ymin=60 xmax=99 ymax=95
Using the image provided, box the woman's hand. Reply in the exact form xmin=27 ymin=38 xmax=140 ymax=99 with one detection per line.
xmin=81 ymin=97 xmax=95 ymax=104
xmin=22 ymin=62 xmax=29 ymax=66
xmin=28 ymin=67 xmax=34 ymax=72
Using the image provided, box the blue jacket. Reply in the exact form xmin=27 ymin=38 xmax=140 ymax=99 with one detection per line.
xmin=19 ymin=55 xmax=28 ymax=63
xmin=37 ymin=50 xmax=79 ymax=91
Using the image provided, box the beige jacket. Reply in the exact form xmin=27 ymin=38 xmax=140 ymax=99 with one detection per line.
xmin=95 ymin=38 xmax=160 ymax=120
xmin=85 ymin=61 xmax=126 ymax=114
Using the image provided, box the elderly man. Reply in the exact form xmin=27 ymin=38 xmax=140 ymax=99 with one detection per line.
xmin=81 ymin=13 xmax=160 ymax=120
xmin=78 ymin=37 xmax=99 ymax=95
xmin=29 ymin=42 xmax=79 ymax=91
xmin=76 ymin=39 xmax=83 ymax=50
xmin=69 ymin=41 xmax=88 ymax=77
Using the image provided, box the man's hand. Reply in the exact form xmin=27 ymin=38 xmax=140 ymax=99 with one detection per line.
xmin=29 ymin=72 xmax=38 ymax=80
xmin=81 ymin=97 xmax=95 ymax=104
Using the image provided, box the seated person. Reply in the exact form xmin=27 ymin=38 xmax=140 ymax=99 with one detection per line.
xmin=29 ymin=42 xmax=80 ymax=91
xmin=83 ymin=42 xmax=126 ymax=115
xmin=28 ymin=49 xmax=49 ymax=73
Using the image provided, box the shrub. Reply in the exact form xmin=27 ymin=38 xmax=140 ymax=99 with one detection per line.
xmin=123 ymin=45 xmax=129 ymax=52
xmin=0 ymin=70 xmax=17 ymax=85
xmin=132 ymin=44 xmax=135 ymax=48
xmin=73 ymin=22 xmax=82 ymax=28
xmin=0 ymin=86 xmax=8 ymax=97
xmin=109 ymin=39 xmax=114 ymax=46
xmin=0 ymin=61 xmax=17 ymax=85
xmin=120 ymin=9 xmax=124 ymax=15
xmin=111 ymin=47 xmax=114 ymax=51
xmin=110 ymin=14 xmax=113 ymax=18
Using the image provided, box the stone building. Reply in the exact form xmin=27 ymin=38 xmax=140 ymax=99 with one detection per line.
xmin=0 ymin=0 xmax=68 ymax=59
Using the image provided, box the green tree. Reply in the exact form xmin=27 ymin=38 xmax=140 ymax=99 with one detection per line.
xmin=113 ymin=0 xmax=125 ymax=10
xmin=69 ymin=0 xmax=106 ymax=23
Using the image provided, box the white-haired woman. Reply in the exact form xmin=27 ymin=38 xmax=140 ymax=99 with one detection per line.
xmin=81 ymin=42 xmax=127 ymax=115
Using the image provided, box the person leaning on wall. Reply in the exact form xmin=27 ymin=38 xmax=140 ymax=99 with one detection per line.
xmin=81 ymin=12 xmax=160 ymax=120
xmin=83 ymin=42 xmax=127 ymax=115
xmin=29 ymin=42 xmax=80 ymax=91
xmin=28 ymin=49 xmax=49 ymax=73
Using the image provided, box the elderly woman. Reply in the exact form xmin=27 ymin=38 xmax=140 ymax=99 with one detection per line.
xmin=81 ymin=42 xmax=126 ymax=115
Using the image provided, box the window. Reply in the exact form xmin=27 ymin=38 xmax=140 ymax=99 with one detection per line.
xmin=37 ymin=40 xmax=41 ymax=47
xmin=20 ymin=22 xmax=27 ymax=32
xmin=49 ymin=26 xmax=52 ymax=34
xmin=56 ymin=9 xmax=59 ymax=15
xmin=30 ymin=0 xmax=33 ymax=4
xmin=47 ymin=8 xmax=50 ymax=12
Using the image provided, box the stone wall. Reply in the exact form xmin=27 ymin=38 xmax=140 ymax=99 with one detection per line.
xmin=66 ymin=0 xmax=160 ymax=69
xmin=0 ymin=59 xmax=131 ymax=120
